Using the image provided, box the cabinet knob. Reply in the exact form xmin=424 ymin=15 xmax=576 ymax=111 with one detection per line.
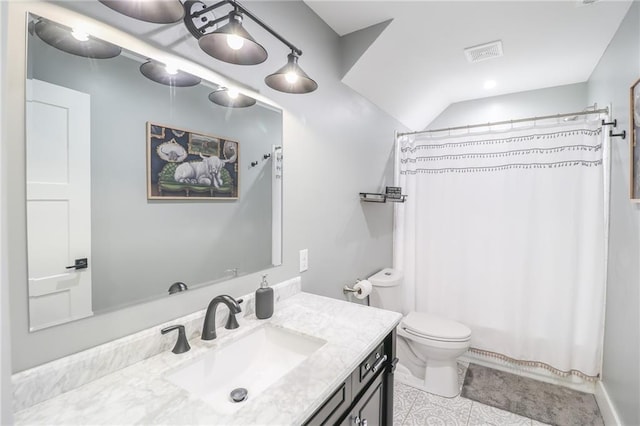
xmin=353 ymin=416 xmax=368 ymax=425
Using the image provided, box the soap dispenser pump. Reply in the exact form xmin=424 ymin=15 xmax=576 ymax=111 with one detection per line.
xmin=255 ymin=274 xmax=274 ymax=319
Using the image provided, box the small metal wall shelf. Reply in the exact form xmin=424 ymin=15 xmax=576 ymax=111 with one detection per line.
xmin=359 ymin=192 xmax=407 ymax=203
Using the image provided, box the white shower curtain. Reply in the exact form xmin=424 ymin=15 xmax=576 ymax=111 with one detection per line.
xmin=393 ymin=118 xmax=607 ymax=378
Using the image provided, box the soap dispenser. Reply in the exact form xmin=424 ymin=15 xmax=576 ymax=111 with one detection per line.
xmin=255 ymin=274 xmax=274 ymax=319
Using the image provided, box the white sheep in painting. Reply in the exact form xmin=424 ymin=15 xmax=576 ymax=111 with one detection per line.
xmin=174 ymin=147 xmax=237 ymax=188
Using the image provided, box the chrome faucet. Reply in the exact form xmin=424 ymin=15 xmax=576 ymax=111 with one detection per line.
xmin=201 ymin=294 xmax=243 ymax=341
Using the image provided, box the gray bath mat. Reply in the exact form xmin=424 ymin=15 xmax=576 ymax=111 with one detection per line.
xmin=461 ymin=363 xmax=604 ymax=426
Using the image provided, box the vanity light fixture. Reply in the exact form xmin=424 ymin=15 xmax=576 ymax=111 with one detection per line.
xmin=33 ymin=19 xmax=121 ymax=59
xmin=185 ymin=0 xmax=317 ymax=93
xmin=101 ymin=0 xmax=318 ymax=94
xmin=99 ymin=0 xmax=185 ymax=24
xmin=70 ymin=29 xmax=90 ymax=42
xmin=198 ymin=10 xmax=268 ymax=65
xmin=139 ymin=60 xmax=202 ymax=86
xmin=208 ymin=88 xmax=257 ymax=108
xmin=164 ymin=64 xmax=179 ymax=75
xmin=265 ymin=52 xmax=318 ymax=94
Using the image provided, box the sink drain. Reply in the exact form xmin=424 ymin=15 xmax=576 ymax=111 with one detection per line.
xmin=230 ymin=387 xmax=248 ymax=403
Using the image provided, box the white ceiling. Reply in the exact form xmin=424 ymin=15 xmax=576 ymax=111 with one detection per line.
xmin=304 ymin=0 xmax=633 ymax=130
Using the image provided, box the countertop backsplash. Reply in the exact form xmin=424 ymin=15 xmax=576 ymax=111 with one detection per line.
xmin=12 ymin=276 xmax=302 ymax=412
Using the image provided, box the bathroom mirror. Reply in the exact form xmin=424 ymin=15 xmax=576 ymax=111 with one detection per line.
xmin=25 ymin=13 xmax=283 ymax=331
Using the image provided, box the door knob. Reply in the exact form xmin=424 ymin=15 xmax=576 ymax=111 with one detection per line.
xmin=65 ymin=258 xmax=88 ymax=270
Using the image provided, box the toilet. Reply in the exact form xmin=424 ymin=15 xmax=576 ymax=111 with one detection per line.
xmin=368 ymin=268 xmax=471 ymax=398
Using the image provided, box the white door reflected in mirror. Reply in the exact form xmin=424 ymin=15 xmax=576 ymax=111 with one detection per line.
xmin=26 ymin=79 xmax=93 ymax=331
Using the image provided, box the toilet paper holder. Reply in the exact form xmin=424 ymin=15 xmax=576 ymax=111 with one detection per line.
xmin=343 ymin=279 xmax=372 ymax=306
xmin=343 ymin=279 xmax=364 ymax=295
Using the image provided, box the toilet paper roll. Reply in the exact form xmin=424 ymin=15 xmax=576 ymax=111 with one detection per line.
xmin=353 ymin=279 xmax=372 ymax=300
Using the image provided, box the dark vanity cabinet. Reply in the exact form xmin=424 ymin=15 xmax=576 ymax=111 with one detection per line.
xmin=305 ymin=330 xmax=397 ymax=426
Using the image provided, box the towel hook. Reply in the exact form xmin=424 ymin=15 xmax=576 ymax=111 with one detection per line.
xmin=609 ymin=130 xmax=626 ymax=139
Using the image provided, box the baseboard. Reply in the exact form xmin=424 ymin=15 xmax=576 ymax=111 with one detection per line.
xmin=459 ymin=352 xmax=596 ymax=394
xmin=595 ymin=381 xmax=621 ymax=426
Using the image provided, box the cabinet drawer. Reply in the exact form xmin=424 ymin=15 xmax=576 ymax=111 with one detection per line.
xmin=340 ymin=370 xmax=385 ymax=426
xmin=305 ymin=378 xmax=352 ymax=426
xmin=354 ymin=342 xmax=386 ymax=396
xmin=303 ymin=330 xmax=395 ymax=425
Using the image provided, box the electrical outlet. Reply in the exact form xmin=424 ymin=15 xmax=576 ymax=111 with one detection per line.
xmin=299 ymin=249 xmax=308 ymax=272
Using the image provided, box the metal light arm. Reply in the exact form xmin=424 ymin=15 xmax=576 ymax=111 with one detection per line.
xmin=193 ymin=15 xmax=227 ymax=33
xmin=184 ymin=0 xmax=303 ymax=56
xmin=227 ymin=0 xmax=303 ymax=56
xmin=189 ymin=0 xmax=228 ymax=18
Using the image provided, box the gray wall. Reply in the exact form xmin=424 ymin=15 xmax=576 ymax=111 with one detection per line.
xmin=427 ymin=83 xmax=588 ymax=129
xmin=587 ymin=2 xmax=640 ymax=424
xmin=340 ymin=20 xmax=392 ymax=78
xmin=5 ymin=1 xmax=405 ymax=371
xmin=28 ymin=33 xmax=278 ymax=314
xmin=0 ymin=0 xmax=14 ymax=422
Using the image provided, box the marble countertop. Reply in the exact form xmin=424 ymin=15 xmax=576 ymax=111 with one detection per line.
xmin=14 ymin=292 xmax=402 ymax=425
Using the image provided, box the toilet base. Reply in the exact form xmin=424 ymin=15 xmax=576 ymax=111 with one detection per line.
xmin=396 ymin=337 xmax=463 ymax=398
xmin=424 ymin=359 xmax=461 ymax=398
xmin=396 ymin=362 xmax=462 ymax=398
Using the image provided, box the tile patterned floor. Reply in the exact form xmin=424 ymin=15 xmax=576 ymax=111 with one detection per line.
xmin=393 ymin=363 xmax=551 ymax=426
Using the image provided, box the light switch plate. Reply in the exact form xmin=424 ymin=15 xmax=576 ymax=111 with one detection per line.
xmin=299 ymin=249 xmax=308 ymax=272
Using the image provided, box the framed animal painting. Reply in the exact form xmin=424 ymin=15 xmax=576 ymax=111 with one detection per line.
xmin=146 ymin=122 xmax=239 ymax=200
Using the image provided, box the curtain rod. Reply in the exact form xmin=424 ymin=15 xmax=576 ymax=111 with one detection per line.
xmin=397 ymin=107 xmax=610 ymax=138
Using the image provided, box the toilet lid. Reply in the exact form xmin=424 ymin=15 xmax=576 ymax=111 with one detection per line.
xmin=402 ymin=312 xmax=471 ymax=342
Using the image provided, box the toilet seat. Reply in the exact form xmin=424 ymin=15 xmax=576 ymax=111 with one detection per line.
xmin=401 ymin=311 xmax=471 ymax=342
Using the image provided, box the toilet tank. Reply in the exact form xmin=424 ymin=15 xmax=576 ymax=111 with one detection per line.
xmin=368 ymin=268 xmax=404 ymax=313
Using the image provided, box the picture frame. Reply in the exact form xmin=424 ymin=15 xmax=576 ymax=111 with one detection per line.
xmin=631 ymin=78 xmax=640 ymax=201
xmin=146 ymin=122 xmax=239 ymax=200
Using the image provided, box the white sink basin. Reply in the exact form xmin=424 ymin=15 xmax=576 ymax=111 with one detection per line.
xmin=165 ymin=324 xmax=326 ymax=414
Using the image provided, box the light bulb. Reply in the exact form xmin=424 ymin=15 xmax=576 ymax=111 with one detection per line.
xmin=285 ymin=72 xmax=299 ymax=84
xmin=226 ymin=34 xmax=244 ymax=50
xmin=227 ymin=88 xmax=239 ymax=99
xmin=165 ymin=64 xmax=178 ymax=75
xmin=71 ymin=29 xmax=89 ymax=42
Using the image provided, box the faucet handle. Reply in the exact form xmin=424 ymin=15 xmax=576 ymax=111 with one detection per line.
xmin=224 ymin=298 xmax=243 ymax=330
xmin=225 ymin=299 xmax=243 ymax=330
xmin=161 ymin=324 xmax=191 ymax=354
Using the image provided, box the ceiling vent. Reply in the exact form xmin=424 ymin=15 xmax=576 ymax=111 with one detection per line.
xmin=464 ymin=40 xmax=503 ymax=63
